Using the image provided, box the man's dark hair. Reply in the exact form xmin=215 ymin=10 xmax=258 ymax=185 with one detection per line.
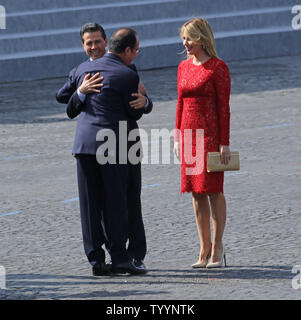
xmin=80 ymin=23 xmax=106 ymax=42
xmin=109 ymin=28 xmax=137 ymax=53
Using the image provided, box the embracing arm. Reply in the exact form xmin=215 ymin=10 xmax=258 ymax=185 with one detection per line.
xmin=124 ymin=92 xmax=145 ymax=121
xmin=66 ymin=91 xmax=84 ymax=119
xmin=128 ymin=64 xmax=153 ymax=115
xmin=66 ymin=73 xmax=104 ymax=119
xmin=129 ymin=91 xmax=153 ymax=115
xmin=56 ymin=67 xmax=77 ymax=104
xmin=137 ymin=82 xmax=153 ymax=114
xmin=120 ymin=71 xmax=145 ymax=121
xmin=144 ymin=95 xmax=153 ymax=114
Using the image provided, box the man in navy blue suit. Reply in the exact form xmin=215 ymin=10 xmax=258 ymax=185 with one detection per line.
xmin=58 ymin=27 xmax=151 ymax=275
xmin=56 ymin=23 xmax=107 ymax=105
xmin=57 ymin=23 xmax=152 ymax=275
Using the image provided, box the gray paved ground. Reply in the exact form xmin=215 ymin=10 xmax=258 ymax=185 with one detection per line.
xmin=0 ymin=54 xmax=301 ymax=300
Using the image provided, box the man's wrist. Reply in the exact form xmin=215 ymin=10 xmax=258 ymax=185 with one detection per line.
xmin=77 ymin=88 xmax=86 ymax=103
xmin=144 ymin=96 xmax=149 ymax=111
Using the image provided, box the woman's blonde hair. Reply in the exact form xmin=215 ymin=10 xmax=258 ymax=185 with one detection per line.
xmin=180 ymin=18 xmax=219 ymax=59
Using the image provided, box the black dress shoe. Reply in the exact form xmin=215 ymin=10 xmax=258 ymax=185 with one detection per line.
xmin=133 ymin=259 xmax=147 ymax=271
xmin=112 ymin=261 xmax=147 ymax=275
xmin=92 ymin=262 xmax=112 ymax=276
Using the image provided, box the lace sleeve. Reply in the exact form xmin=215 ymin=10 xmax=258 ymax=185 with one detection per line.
xmin=175 ymin=62 xmax=184 ymax=141
xmin=214 ymin=61 xmax=231 ymax=146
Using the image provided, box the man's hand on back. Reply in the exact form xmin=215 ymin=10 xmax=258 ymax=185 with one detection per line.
xmin=79 ymin=72 xmax=104 ymax=94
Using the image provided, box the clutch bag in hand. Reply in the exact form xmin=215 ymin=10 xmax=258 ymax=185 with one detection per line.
xmin=207 ymin=151 xmax=240 ymax=172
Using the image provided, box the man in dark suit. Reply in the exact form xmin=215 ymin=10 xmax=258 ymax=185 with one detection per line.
xmin=56 ymin=23 xmax=107 ymax=105
xmin=60 ymin=27 xmax=151 ymax=275
xmin=57 ymin=23 xmax=152 ymax=275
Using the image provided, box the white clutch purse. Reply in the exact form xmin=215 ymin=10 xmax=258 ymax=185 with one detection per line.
xmin=207 ymin=151 xmax=240 ymax=172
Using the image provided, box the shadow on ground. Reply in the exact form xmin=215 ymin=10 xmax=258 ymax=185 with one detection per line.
xmin=0 ymin=265 xmax=292 ymax=299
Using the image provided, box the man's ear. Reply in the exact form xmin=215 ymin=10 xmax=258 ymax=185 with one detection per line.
xmin=105 ymin=38 xmax=108 ymax=47
xmin=125 ymin=47 xmax=131 ymax=55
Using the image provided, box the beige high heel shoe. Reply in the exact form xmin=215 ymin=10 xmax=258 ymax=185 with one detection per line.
xmin=191 ymin=253 xmax=211 ymax=268
xmin=206 ymin=245 xmax=227 ymax=268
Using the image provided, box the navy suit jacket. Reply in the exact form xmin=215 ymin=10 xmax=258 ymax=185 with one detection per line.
xmin=56 ymin=58 xmax=90 ymax=104
xmin=69 ymin=53 xmax=145 ymax=155
xmin=56 ymin=59 xmax=153 ymax=120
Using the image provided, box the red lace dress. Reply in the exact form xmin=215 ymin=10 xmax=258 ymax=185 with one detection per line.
xmin=175 ymin=57 xmax=231 ymax=194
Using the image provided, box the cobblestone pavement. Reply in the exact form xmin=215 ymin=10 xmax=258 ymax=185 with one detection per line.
xmin=0 ymin=54 xmax=301 ymax=300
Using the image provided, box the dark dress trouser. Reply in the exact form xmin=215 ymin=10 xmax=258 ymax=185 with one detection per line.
xmin=127 ymin=162 xmax=147 ymax=261
xmin=76 ymin=154 xmax=129 ymax=266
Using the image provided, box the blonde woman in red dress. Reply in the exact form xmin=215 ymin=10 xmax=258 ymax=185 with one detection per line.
xmin=174 ymin=18 xmax=231 ymax=268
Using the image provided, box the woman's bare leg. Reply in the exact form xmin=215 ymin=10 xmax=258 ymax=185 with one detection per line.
xmin=192 ymin=192 xmax=212 ymax=262
xmin=208 ymin=192 xmax=227 ymax=262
